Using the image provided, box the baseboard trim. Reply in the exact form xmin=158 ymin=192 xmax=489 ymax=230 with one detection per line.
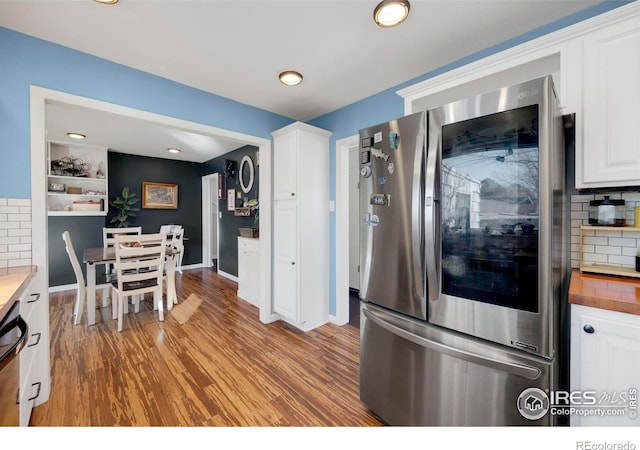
xmin=218 ymin=270 xmax=238 ymax=283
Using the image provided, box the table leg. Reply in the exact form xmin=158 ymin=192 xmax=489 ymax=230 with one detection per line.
xmin=87 ymin=262 xmax=96 ymax=325
xmin=178 ymin=248 xmax=184 ymax=274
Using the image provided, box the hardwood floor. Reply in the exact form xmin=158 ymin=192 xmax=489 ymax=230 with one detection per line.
xmin=31 ymin=268 xmax=382 ymax=426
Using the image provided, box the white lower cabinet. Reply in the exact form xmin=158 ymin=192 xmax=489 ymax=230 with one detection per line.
xmin=237 ymin=237 xmax=260 ymax=307
xmin=570 ymin=304 xmax=640 ymax=426
xmin=18 ymin=271 xmax=50 ymax=426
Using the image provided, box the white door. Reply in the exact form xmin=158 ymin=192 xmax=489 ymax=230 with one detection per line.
xmin=349 ymin=146 xmax=360 ymax=290
xmin=210 ymin=173 xmax=219 ymax=263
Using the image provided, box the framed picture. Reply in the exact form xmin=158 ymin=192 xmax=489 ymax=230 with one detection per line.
xmin=227 ymin=189 xmax=236 ymax=211
xmin=142 ymin=182 xmax=178 ymax=209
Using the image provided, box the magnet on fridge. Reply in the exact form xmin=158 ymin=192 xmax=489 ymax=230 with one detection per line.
xmin=360 ymin=166 xmax=372 ymax=178
xmin=388 ymin=162 xmax=395 ymax=174
xmin=361 ymin=213 xmax=370 ymax=225
xmin=389 ymin=132 xmax=399 ymax=149
xmin=369 ymin=214 xmax=380 ymax=227
xmin=378 ymin=176 xmax=387 ymax=185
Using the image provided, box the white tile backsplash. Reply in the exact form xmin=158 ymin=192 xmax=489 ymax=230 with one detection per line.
xmin=571 ymin=191 xmax=640 ymax=270
xmin=0 ymin=198 xmax=31 ymax=267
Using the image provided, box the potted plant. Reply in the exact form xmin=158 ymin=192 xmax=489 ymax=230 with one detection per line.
xmin=109 ymin=186 xmax=140 ymax=228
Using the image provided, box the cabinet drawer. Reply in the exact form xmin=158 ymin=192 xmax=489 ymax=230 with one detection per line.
xmin=238 ymin=237 xmax=259 ymax=252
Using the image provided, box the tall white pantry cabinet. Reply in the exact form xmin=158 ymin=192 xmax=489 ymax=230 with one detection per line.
xmin=271 ymin=122 xmax=331 ymax=332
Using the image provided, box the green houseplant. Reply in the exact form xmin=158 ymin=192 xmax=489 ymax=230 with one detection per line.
xmin=109 ymin=186 xmax=140 ymax=228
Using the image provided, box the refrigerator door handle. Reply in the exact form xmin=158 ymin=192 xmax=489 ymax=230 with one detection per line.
xmin=425 ymin=118 xmax=439 ymax=301
xmin=363 ymin=308 xmax=542 ymax=380
xmin=411 ymin=127 xmax=425 ymax=300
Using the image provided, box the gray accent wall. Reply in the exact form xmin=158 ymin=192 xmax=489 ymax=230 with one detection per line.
xmin=202 ymin=145 xmax=260 ymax=277
xmin=49 ymin=151 xmax=204 ymax=287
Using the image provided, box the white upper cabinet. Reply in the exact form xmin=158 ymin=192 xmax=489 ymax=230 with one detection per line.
xmin=577 ymin=16 xmax=640 ymax=188
xmin=272 ymin=130 xmax=298 ymax=201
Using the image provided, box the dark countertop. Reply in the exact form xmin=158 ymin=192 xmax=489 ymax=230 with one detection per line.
xmin=0 ymin=266 xmax=37 ymax=323
xmin=569 ymin=269 xmax=640 ymax=316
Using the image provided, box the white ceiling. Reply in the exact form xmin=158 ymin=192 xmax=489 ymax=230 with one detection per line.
xmin=0 ymin=0 xmax=606 ymax=162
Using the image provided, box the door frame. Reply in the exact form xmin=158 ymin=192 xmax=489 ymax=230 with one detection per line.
xmin=202 ymin=173 xmax=219 ymax=269
xmin=335 ymin=134 xmax=359 ymax=325
xmin=30 ymin=86 xmax=276 ymax=324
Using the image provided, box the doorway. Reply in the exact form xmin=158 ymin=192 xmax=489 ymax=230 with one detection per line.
xmin=202 ymin=173 xmax=219 ymax=271
xmin=31 ymin=86 xmax=275 ymax=325
xmin=335 ymin=135 xmax=360 ymax=325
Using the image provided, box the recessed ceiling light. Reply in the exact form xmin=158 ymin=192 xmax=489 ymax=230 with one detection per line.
xmin=279 ymin=71 xmax=303 ymax=86
xmin=67 ymin=132 xmax=86 ymax=140
xmin=94 ymin=0 xmax=119 ymax=4
xmin=374 ymin=0 xmax=410 ymax=28
xmin=167 ymin=148 xmax=181 ymax=154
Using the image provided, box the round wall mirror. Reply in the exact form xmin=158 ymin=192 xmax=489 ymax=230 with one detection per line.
xmin=239 ymin=155 xmax=254 ymax=194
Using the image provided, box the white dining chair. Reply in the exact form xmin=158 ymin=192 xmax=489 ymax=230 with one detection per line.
xmin=111 ymin=233 xmax=167 ymax=332
xmin=164 ymin=227 xmax=184 ymax=309
xmin=62 ymin=231 xmax=109 ymax=325
xmin=61 ymin=231 xmax=86 ymax=325
xmin=160 ymin=224 xmax=184 ymax=273
xmin=102 ymin=226 xmax=142 ymax=304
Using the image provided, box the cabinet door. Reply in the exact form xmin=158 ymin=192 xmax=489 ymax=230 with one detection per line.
xmin=571 ymin=305 xmax=640 ymax=426
xmin=273 ymin=131 xmax=298 ymax=200
xmin=238 ymin=239 xmax=259 ymax=306
xmin=273 ymin=200 xmax=298 ymax=322
xmin=580 ymin=18 xmax=640 ymax=187
xmin=18 ymin=272 xmax=49 ymax=426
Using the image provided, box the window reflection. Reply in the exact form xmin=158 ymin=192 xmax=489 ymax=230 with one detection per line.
xmin=440 ymin=105 xmax=539 ymax=313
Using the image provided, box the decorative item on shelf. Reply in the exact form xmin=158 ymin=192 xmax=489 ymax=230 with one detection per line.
xmin=234 ymin=197 xmax=258 ymax=217
xmin=238 ymin=227 xmax=259 ymax=238
xmin=96 ymin=161 xmax=105 ymax=179
xmin=109 ymin=186 xmax=140 ymax=227
xmin=225 ymin=159 xmax=236 ymax=178
xmin=234 ymin=207 xmax=255 ymax=217
xmin=51 ymin=156 xmax=92 ymax=177
xmin=48 ymin=182 xmax=65 ymax=192
xmin=72 ymin=201 xmax=101 ymax=212
xmin=142 ymin=182 xmax=178 ymax=209
xmin=66 ymin=186 xmax=82 ymax=195
xmin=588 ymin=196 xmax=625 ymax=226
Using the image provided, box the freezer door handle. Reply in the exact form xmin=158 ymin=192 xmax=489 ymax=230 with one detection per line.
xmin=363 ymin=308 xmax=542 ymax=380
xmin=425 ymin=114 xmax=439 ymax=301
xmin=411 ymin=125 xmax=426 ymax=301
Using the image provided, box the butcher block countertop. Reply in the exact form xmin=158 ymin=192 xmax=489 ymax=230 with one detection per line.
xmin=0 ymin=265 xmax=37 ymax=323
xmin=569 ymin=269 xmax=640 ymax=316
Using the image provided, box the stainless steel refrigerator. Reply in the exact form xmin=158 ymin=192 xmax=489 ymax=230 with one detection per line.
xmin=359 ymin=76 xmax=567 ymax=426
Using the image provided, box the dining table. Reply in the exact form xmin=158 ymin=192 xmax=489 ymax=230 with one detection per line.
xmin=82 ymin=245 xmax=177 ymax=326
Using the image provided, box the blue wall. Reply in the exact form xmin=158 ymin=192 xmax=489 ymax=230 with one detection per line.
xmin=0 ymin=26 xmax=293 ymax=199
xmin=0 ymin=1 xmax=629 ymax=316
xmin=308 ymin=1 xmax=630 ymax=315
